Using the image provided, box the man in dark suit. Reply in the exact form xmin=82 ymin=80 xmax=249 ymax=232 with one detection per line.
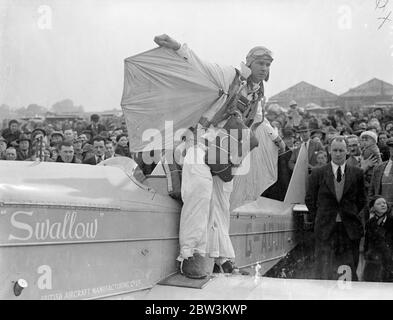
xmin=305 ymin=136 xmax=366 ymax=280
xmin=83 ymin=136 xmax=107 ymax=165
xmin=86 ymin=114 xmax=106 ymax=137
xmin=369 ymin=137 xmax=393 ymax=207
xmin=288 ymin=124 xmax=324 ymax=173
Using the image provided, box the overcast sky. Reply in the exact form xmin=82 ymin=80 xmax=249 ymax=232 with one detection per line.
xmin=0 ymin=0 xmax=392 ymax=111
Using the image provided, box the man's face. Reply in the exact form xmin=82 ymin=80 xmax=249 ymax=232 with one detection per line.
xmin=10 ymin=123 xmax=18 ymax=133
xmin=19 ymin=140 xmax=29 ymax=151
xmin=105 ymin=143 xmax=114 ymax=155
xmin=73 ymin=141 xmax=82 ymax=151
xmin=283 ymin=137 xmax=294 ymax=148
xmin=347 ymin=138 xmax=360 ymax=156
xmin=5 ymin=149 xmax=17 ymax=160
xmin=64 ymin=130 xmax=74 ymax=141
xmin=299 ymin=131 xmax=310 ymax=141
xmin=93 ymin=141 xmax=105 ymax=157
xmin=331 ymin=140 xmax=347 ymax=165
xmin=249 ymin=59 xmax=271 ymax=83
xmin=379 ymin=134 xmax=388 ymax=145
xmin=59 ymin=146 xmax=74 ymax=163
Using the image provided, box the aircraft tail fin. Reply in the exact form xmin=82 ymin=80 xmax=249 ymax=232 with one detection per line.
xmin=284 ymin=143 xmax=308 ymax=205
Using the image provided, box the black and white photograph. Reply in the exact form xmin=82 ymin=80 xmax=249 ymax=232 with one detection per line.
xmin=0 ymin=0 xmax=393 ymax=304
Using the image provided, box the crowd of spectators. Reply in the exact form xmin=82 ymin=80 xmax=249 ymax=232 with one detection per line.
xmin=0 ymin=114 xmax=131 ymax=165
xmin=2 ymin=101 xmax=393 ymax=282
xmin=264 ymin=100 xmax=393 ymax=282
xmin=264 ymin=100 xmax=393 ymax=202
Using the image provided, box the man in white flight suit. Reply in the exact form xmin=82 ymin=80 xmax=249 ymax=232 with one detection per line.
xmin=154 ymin=34 xmax=283 ymax=279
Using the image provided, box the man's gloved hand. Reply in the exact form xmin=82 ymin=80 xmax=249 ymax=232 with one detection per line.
xmin=154 ymin=34 xmax=181 ymax=50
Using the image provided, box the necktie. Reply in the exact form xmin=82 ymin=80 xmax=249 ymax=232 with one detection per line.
xmin=337 ymin=166 xmax=342 ymax=182
xmin=97 ymin=156 xmax=102 ymax=164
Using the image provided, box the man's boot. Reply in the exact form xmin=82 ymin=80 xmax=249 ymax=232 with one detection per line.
xmin=181 ymin=253 xmax=207 ymax=279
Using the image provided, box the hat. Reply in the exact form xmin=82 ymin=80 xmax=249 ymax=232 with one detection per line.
xmin=296 ymin=124 xmax=309 ymax=133
xmin=32 ymin=128 xmax=47 ymax=137
xmin=360 ymin=130 xmax=378 ymax=143
xmin=246 ymin=46 xmax=273 ymax=67
xmin=17 ymin=133 xmax=30 ymax=143
xmin=282 ymin=127 xmax=295 ymax=138
xmin=386 ymin=137 xmax=393 ymax=147
xmin=50 ymin=131 xmax=64 ymax=139
xmin=289 ymin=100 xmax=297 ymax=107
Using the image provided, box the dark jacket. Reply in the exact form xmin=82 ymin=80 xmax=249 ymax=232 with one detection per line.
xmin=56 ymin=156 xmax=81 ymax=164
xmin=369 ymin=161 xmax=389 ymax=200
xmin=115 ymin=145 xmax=131 ymax=158
xmin=86 ymin=123 xmax=106 ymax=136
xmin=363 ymin=213 xmax=393 ymax=281
xmin=1 ymin=128 xmax=21 ymax=146
xmin=305 ymin=163 xmax=366 ymax=241
xmin=83 ymin=155 xmax=106 ymax=165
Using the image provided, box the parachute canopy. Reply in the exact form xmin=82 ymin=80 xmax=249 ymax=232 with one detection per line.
xmin=121 ymin=46 xmax=230 ymax=152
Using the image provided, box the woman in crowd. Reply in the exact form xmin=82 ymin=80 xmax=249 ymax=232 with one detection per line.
xmin=363 ymin=196 xmax=393 ymax=282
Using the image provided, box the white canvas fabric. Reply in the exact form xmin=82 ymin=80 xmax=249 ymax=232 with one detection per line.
xmin=121 ymin=45 xmax=234 ymax=152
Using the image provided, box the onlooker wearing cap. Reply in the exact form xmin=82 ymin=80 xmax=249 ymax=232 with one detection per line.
xmin=287 ymin=100 xmax=302 ymax=129
xmin=369 ymin=137 xmax=393 ymax=209
xmin=0 ymin=136 xmax=7 ymax=160
xmin=16 ymin=134 xmax=32 ymax=161
xmin=1 ymin=119 xmax=21 ymax=147
xmin=86 ymin=114 xmax=106 ymax=137
xmin=288 ymin=124 xmax=324 ymax=172
xmin=31 ymin=128 xmax=48 ymax=152
xmin=31 ymin=127 xmax=47 ymax=141
xmin=363 ymin=195 xmax=393 ymax=282
xmin=50 ymin=131 xmax=64 ymax=147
